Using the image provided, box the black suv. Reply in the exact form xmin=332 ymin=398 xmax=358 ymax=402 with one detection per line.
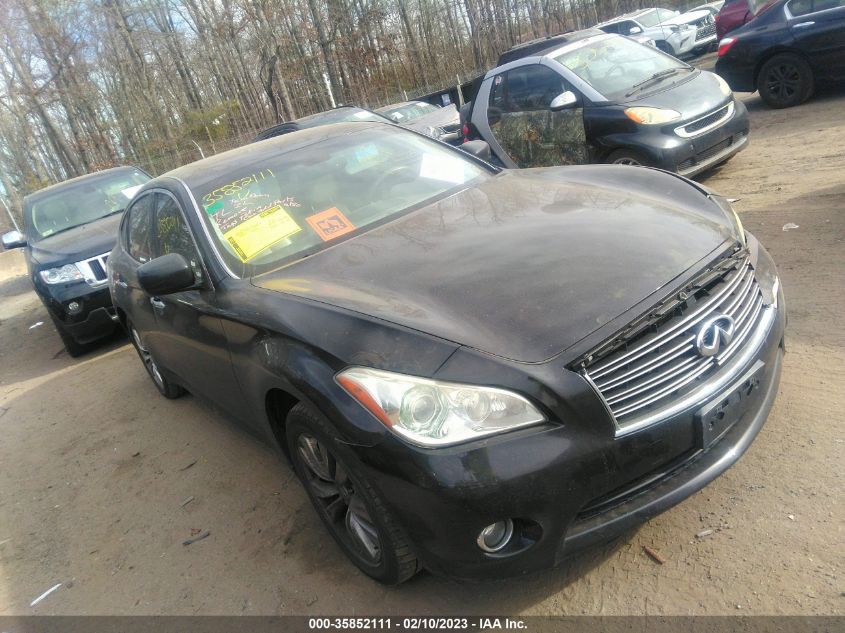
xmin=2 ymin=166 xmax=151 ymax=356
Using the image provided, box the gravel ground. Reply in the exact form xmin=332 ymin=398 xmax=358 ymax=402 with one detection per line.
xmin=0 ymin=84 xmax=843 ymax=616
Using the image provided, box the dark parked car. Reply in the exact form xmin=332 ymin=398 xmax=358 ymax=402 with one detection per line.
xmin=108 ymin=122 xmax=784 ymax=583
xmin=715 ymin=0 xmax=845 ymax=107
xmin=2 ymin=166 xmax=150 ymax=356
xmin=462 ymin=31 xmax=749 ymax=177
xmin=375 ymin=100 xmax=462 ymax=143
xmin=252 ymin=106 xmax=394 ymax=142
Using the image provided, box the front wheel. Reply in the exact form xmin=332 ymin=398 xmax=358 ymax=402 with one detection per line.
xmin=756 ymin=53 xmax=814 ymax=109
xmin=287 ymin=403 xmax=418 ymax=584
xmin=128 ymin=323 xmax=184 ymax=399
xmin=606 ymin=148 xmax=651 ymax=167
xmin=48 ymin=313 xmax=88 ymax=357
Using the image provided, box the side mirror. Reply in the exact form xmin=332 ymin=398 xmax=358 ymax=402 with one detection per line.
xmin=629 ymin=26 xmax=643 ymax=34
xmin=550 ymin=91 xmax=578 ymax=111
xmin=461 ymin=140 xmax=492 ymax=162
xmin=2 ymin=230 xmax=26 ymax=250
xmin=137 ymin=253 xmax=196 ymax=296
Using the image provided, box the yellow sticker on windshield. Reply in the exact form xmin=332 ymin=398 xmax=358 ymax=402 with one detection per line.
xmin=223 ymin=205 xmax=301 ymax=262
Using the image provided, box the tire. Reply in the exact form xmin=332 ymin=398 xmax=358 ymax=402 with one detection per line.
xmin=127 ymin=322 xmax=184 ymax=399
xmin=286 ymin=403 xmax=419 ymax=584
xmin=756 ymin=53 xmax=814 ymax=109
xmin=48 ymin=313 xmax=88 ymax=358
xmin=606 ymin=148 xmax=652 ymax=168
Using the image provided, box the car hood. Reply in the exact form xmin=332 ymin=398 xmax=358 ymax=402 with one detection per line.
xmin=625 ymin=69 xmax=730 ymax=117
xmin=406 ymin=106 xmax=460 ymax=131
xmin=253 ymin=166 xmax=734 ymax=363
xmin=27 ymin=212 xmax=123 ymax=268
xmin=664 ymin=9 xmax=711 ymax=24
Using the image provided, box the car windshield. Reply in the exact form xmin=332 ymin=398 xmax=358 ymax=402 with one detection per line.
xmin=27 ymin=169 xmax=150 ymax=241
xmin=192 ymin=126 xmax=490 ymax=277
xmin=554 ymin=37 xmax=688 ymax=101
xmin=378 ymin=103 xmax=439 ymax=123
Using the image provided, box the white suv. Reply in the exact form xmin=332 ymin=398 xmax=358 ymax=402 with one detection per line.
xmin=597 ymin=8 xmax=698 ymax=56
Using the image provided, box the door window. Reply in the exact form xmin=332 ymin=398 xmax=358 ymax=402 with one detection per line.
xmin=616 ymin=20 xmax=640 ymax=34
xmin=154 ymin=194 xmax=203 ymax=280
xmin=489 ymin=65 xmax=568 ymax=112
xmin=788 ymin=0 xmax=814 ymax=14
xmin=126 ymin=194 xmax=155 ymax=263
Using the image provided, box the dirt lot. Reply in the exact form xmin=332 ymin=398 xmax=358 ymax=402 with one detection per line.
xmin=1 ymin=85 xmax=843 ymax=616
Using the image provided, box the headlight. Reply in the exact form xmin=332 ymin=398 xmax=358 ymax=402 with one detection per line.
xmin=39 ymin=264 xmax=84 ymax=284
xmin=426 ymin=126 xmax=445 ymax=140
xmin=714 ymin=74 xmax=732 ymax=97
xmin=336 ymin=367 xmax=546 ymax=447
xmin=624 ymin=107 xmax=682 ymax=124
xmin=709 ymin=194 xmax=746 ymax=247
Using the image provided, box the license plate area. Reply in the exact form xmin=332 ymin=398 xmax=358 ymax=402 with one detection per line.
xmin=695 ymin=360 xmax=764 ymax=449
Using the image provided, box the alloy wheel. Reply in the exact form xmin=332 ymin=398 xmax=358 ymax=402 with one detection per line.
xmin=296 ymin=433 xmax=382 ymax=565
xmin=131 ymin=328 xmax=164 ymax=389
xmin=763 ymin=62 xmax=801 ymax=103
xmin=613 ymin=157 xmax=641 ymax=166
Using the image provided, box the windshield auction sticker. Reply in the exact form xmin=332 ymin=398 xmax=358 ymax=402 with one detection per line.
xmin=221 ymin=203 xmax=301 ymax=262
xmin=306 ymin=208 xmax=356 ymax=242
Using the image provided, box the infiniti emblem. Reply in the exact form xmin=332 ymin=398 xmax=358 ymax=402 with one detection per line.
xmin=695 ymin=314 xmax=735 ymax=357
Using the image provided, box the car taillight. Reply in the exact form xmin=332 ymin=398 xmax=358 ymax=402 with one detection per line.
xmin=718 ymin=37 xmax=737 ymax=56
xmin=462 ymin=123 xmax=470 ymax=139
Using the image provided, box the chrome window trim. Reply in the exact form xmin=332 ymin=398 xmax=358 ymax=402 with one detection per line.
xmin=674 ymin=101 xmax=735 ymax=138
xmin=125 ymin=191 xmax=156 ymax=264
xmin=172 ymin=176 xmax=239 ymax=280
xmin=149 ymin=186 xmax=214 ymax=290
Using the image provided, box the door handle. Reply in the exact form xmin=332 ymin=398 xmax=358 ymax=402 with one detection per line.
xmin=792 ymin=21 xmax=815 ymax=28
xmin=150 ymin=297 xmax=166 ymax=310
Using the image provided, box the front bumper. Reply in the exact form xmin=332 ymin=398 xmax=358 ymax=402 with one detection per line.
xmin=629 ymin=97 xmax=750 ymax=178
xmin=35 ymin=280 xmax=119 ymax=344
xmin=355 ymin=249 xmax=784 ymax=580
xmin=669 ymin=30 xmax=698 ymax=55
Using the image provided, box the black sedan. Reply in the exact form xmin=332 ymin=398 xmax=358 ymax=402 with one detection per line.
xmin=2 ymin=166 xmax=150 ymax=355
xmin=715 ymin=0 xmax=845 ymax=107
xmin=108 ymin=122 xmax=784 ymax=583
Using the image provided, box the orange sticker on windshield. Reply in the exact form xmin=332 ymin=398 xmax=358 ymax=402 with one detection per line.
xmin=306 ymin=208 xmax=356 ymax=242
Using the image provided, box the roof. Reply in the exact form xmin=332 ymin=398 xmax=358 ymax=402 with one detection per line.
xmin=162 ymin=122 xmax=388 ymax=190
xmin=596 ymin=8 xmax=656 ymax=25
xmin=23 ymin=166 xmax=145 ymax=203
xmin=495 ymin=28 xmax=605 ymax=66
xmin=375 ymin=101 xmax=421 ymax=112
xmin=252 ymin=106 xmax=390 ymax=142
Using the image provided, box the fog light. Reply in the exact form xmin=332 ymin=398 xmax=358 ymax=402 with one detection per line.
xmin=477 ymin=519 xmax=514 ymax=553
xmin=67 ymin=301 xmax=82 ymax=315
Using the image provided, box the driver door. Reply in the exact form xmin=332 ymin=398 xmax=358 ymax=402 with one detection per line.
xmin=487 ymin=63 xmax=588 ymax=168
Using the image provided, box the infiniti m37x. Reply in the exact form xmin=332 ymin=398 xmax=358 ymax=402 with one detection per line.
xmin=108 ymin=123 xmax=784 ymax=583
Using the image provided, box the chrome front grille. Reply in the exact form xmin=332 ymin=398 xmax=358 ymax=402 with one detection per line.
xmin=580 ymin=253 xmax=770 ymax=433
xmin=676 ymin=102 xmax=733 ymax=138
xmin=75 ymin=252 xmax=109 ymax=286
xmin=695 ymin=22 xmax=716 ymax=40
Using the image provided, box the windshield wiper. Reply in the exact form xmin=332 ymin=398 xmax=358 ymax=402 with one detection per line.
xmin=35 ymin=208 xmax=126 ymax=241
xmin=625 ymin=68 xmax=690 ymax=97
